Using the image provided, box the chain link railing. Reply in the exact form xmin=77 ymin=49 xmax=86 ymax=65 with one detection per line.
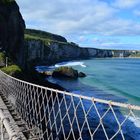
xmin=0 ymin=70 xmax=140 ymax=140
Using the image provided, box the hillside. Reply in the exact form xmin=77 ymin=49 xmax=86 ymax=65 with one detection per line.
xmin=25 ymin=29 xmax=67 ymax=43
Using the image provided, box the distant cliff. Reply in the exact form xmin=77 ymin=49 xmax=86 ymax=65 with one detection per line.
xmin=0 ymin=0 xmax=25 ymax=64
xmin=24 ymin=29 xmax=137 ymax=67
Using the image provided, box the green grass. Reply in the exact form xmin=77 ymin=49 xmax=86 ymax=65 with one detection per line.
xmin=24 ymin=29 xmax=80 ymax=47
xmin=25 ymin=29 xmax=67 ymax=42
xmin=25 ymin=34 xmax=72 ymax=46
xmin=0 ymin=65 xmax=22 ymax=76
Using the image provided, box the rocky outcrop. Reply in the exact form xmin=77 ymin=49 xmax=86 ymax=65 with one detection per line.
xmin=52 ymin=67 xmax=78 ymax=79
xmin=52 ymin=67 xmax=86 ymax=79
xmin=78 ymin=72 xmax=86 ymax=77
xmin=0 ymin=0 xmax=25 ymax=65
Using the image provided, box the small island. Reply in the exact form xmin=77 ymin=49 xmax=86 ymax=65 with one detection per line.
xmin=39 ymin=66 xmax=86 ymax=79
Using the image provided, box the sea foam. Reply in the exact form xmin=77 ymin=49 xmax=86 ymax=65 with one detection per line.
xmin=55 ymin=61 xmax=86 ymax=68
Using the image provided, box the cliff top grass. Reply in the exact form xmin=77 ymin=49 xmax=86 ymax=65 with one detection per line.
xmin=25 ymin=29 xmax=67 ymax=42
xmin=25 ymin=34 xmax=78 ymax=47
xmin=25 ymin=29 xmax=79 ymax=47
xmin=25 ymin=34 xmax=69 ymax=45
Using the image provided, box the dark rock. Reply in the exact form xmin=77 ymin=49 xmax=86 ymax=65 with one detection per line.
xmin=78 ymin=72 xmax=86 ymax=77
xmin=0 ymin=1 xmax=25 ymax=66
xmin=52 ymin=67 xmax=78 ymax=79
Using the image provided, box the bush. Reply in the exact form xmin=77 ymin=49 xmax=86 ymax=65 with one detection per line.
xmin=0 ymin=52 xmax=6 ymax=67
xmin=0 ymin=52 xmax=5 ymax=61
xmin=0 ymin=65 xmax=22 ymax=77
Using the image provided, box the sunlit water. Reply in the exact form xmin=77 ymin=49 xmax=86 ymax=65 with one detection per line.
xmin=36 ymin=58 xmax=140 ymax=139
xmin=37 ymin=58 xmax=140 ymax=105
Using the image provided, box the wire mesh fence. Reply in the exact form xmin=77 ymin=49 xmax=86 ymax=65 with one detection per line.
xmin=0 ymin=70 xmax=140 ymax=140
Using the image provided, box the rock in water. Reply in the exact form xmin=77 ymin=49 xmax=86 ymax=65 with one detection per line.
xmin=78 ymin=72 xmax=86 ymax=77
xmin=52 ymin=67 xmax=78 ymax=79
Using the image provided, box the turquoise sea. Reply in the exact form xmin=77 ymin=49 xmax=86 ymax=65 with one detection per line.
xmin=38 ymin=58 xmax=140 ymax=106
xmin=36 ymin=58 xmax=140 ymax=139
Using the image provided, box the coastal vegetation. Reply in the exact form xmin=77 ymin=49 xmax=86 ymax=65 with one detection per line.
xmin=25 ymin=29 xmax=78 ymax=47
xmin=0 ymin=52 xmax=5 ymax=67
xmin=0 ymin=51 xmax=22 ymax=77
xmin=0 ymin=65 xmax=22 ymax=77
xmin=25 ymin=29 xmax=67 ymax=42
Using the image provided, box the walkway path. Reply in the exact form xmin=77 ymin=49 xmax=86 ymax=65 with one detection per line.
xmin=0 ymin=91 xmax=27 ymax=140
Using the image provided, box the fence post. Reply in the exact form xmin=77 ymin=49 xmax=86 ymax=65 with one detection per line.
xmin=5 ymin=57 xmax=8 ymax=67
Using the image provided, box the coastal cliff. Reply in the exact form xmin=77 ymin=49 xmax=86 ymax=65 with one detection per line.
xmin=24 ymin=29 xmax=135 ymax=67
xmin=0 ymin=0 xmax=25 ymax=65
xmin=0 ymin=1 xmax=139 ymax=70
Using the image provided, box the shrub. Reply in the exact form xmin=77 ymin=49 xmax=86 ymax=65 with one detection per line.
xmin=0 ymin=65 xmax=22 ymax=77
xmin=0 ymin=52 xmax=6 ymax=67
xmin=0 ymin=52 xmax=5 ymax=61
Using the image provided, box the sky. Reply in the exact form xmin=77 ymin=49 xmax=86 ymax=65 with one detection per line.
xmin=16 ymin=0 xmax=140 ymax=50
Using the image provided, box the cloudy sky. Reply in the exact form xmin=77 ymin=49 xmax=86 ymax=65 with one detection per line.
xmin=16 ymin=0 xmax=140 ymax=50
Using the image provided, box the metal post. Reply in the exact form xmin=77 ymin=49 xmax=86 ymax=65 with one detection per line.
xmin=6 ymin=57 xmax=8 ymax=67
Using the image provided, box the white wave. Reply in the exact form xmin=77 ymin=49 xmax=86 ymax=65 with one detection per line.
xmin=55 ymin=61 xmax=86 ymax=68
xmin=122 ymin=116 xmax=140 ymax=140
xmin=35 ymin=61 xmax=86 ymax=72
xmin=128 ymin=116 xmax=140 ymax=128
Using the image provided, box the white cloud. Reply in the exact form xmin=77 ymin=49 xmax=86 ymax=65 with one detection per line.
xmin=133 ymin=10 xmax=140 ymax=16
xmin=16 ymin=0 xmax=140 ymax=49
xmin=112 ymin=0 xmax=140 ymax=9
xmin=16 ymin=0 xmax=116 ymax=35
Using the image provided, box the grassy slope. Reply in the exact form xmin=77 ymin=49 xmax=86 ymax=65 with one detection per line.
xmin=25 ymin=29 xmax=67 ymax=42
xmin=25 ymin=29 xmax=79 ymax=47
xmin=25 ymin=34 xmax=69 ymax=45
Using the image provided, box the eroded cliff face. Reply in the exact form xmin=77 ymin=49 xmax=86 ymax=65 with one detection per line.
xmin=25 ymin=39 xmax=132 ymax=67
xmin=0 ymin=1 xmax=25 ymax=64
xmin=24 ymin=40 xmax=90 ymax=66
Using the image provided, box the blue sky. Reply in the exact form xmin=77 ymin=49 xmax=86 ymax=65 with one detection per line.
xmin=16 ymin=0 xmax=140 ymax=50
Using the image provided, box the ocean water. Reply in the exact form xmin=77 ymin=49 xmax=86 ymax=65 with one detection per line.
xmin=44 ymin=58 xmax=140 ymax=106
xmin=36 ymin=58 xmax=140 ymax=139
